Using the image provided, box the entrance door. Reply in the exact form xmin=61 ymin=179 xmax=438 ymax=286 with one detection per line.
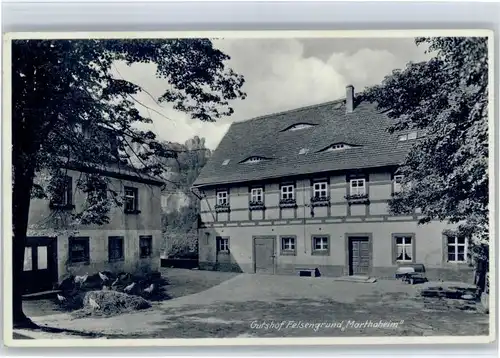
xmin=348 ymin=236 xmax=371 ymax=276
xmin=23 ymin=237 xmax=58 ymax=294
xmin=253 ymin=236 xmax=275 ymax=274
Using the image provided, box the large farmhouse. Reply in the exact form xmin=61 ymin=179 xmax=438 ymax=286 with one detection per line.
xmin=192 ymin=85 xmax=473 ymax=282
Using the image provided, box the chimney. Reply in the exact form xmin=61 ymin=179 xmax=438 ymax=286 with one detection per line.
xmin=346 ymin=84 xmax=354 ymax=113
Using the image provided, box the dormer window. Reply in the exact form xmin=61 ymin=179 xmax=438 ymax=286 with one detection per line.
xmin=398 ymin=131 xmax=418 ymax=141
xmin=318 ymin=143 xmax=354 ymax=152
xmin=222 ymin=159 xmax=230 ymax=166
xmin=298 ymin=148 xmax=309 ymax=155
xmin=281 ymin=123 xmax=317 ymax=132
xmin=240 ymin=156 xmax=270 ymax=164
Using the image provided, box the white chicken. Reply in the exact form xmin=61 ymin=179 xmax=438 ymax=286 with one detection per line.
xmin=143 ymin=283 xmax=155 ymax=294
xmin=102 ymin=285 xmax=110 ymax=291
xmin=89 ymin=297 xmax=100 ymax=310
xmin=98 ymin=272 xmax=109 ymax=282
xmin=123 ymin=282 xmax=136 ymax=293
xmin=56 ymin=294 xmax=66 ymax=303
xmin=74 ymin=273 xmax=89 ymax=288
xmin=111 ymin=277 xmax=120 ymax=287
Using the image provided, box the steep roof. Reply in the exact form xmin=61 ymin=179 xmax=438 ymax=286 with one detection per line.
xmin=193 ymin=98 xmax=413 ymax=188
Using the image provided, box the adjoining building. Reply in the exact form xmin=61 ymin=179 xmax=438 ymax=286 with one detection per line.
xmin=192 ymin=85 xmax=473 ymax=282
xmin=24 ymin=134 xmax=164 ymax=294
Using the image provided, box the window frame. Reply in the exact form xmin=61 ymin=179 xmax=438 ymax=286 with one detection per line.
xmin=349 ymin=178 xmax=366 ymax=196
xmin=108 ymin=236 xmax=125 ymax=262
xmin=445 ymin=236 xmax=468 ymax=263
xmin=280 ymin=236 xmax=297 ymax=256
xmin=280 ymin=184 xmax=295 ymax=200
xmin=311 ymin=235 xmax=330 ymax=256
xmin=393 ymin=175 xmax=404 ymax=194
xmin=124 ymin=186 xmax=140 ymax=213
xmin=216 ymin=236 xmax=230 ymax=254
xmin=68 ymin=236 xmax=90 ymax=265
xmin=392 ymin=233 xmax=416 ymax=264
xmin=216 ymin=190 xmax=229 ymax=205
xmin=50 ymin=175 xmax=74 ymax=209
xmin=139 ymin=235 xmax=153 ymax=259
xmin=250 ymin=187 xmax=264 ymax=203
xmin=312 ymin=181 xmax=328 ymax=199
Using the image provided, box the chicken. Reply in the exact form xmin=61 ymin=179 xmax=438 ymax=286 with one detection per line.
xmin=56 ymin=294 xmax=66 ymax=302
xmin=143 ymin=283 xmax=155 ymax=294
xmin=89 ymin=297 xmax=100 ymax=310
xmin=102 ymin=285 xmax=110 ymax=291
xmin=98 ymin=272 xmax=109 ymax=282
xmin=74 ymin=274 xmax=89 ymax=286
xmin=123 ymin=282 xmax=136 ymax=293
xmin=111 ymin=277 xmax=120 ymax=287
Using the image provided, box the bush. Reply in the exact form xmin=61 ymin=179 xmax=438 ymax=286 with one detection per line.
xmin=164 ymin=230 xmax=198 ymax=259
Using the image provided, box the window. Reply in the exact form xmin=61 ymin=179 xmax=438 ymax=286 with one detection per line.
xmin=298 ymin=148 xmax=309 ymax=155
xmin=68 ymin=237 xmax=90 ymax=264
xmin=281 ymin=236 xmax=296 ymax=255
xmin=394 ymin=235 xmax=413 ymax=262
xmin=50 ymin=175 xmax=73 ymax=208
xmin=216 ymin=237 xmax=229 ymax=253
xmin=124 ymin=186 xmax=139 ymax=213
xmin=398 ymin=131 xmax=418 ymax=141
xmin=222 ymin=159 xmax=230 ymax=166
xmin=447 ymin=236 xmax=468 ymax=263
xmin=251 ymin=188 xmax=263 ymax=203
xmin=313 ymin=182 xmax=328 ymax=199
xmin=139 ymin=235 xmax=153 ymax=258
xmin=393 ymin=175 xmax=404 ymax=193
xmin=350 ymin=179 xmax=366 ymax=196
xmin=281 ymin=185 xmax=295 ymax=200
xmin=282 ymin=123 xmax=316 ymax=132
xmin=241 ymin=156 xmax=269 ymax=164
xmin=216 ymin=191 xmax=228 ymax=205
xmin=108 ymin=236 xmax=124 ymax=262
xmin=24 ymin=247 xmax=32 ymax=271
xmin=312 ymin=236 xmax=330 ymax=255
xmin=407 ymin=132 xmax=418 ymax=140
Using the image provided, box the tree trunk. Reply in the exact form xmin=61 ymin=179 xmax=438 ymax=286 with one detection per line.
xmin=12 ymin=165 xmax=38 ymax=328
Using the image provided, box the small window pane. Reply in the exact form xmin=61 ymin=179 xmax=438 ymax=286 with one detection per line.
xmin=37 ymin=246 xmax=48 ymax=270
xmin=457 ymin=253 xmax=465 ymax=262
xmin=448 ymin=253 xmax=456 ymax=261
xmin=447 ymin=237 xmax=456 ymax=244
xmin=24 ymin=247 xmax=32 ymax=271
xmin=457 ymin=237 xmax=466 ymax=244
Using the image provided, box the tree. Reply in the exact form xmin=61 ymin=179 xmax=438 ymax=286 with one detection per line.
xmin=362 ymin=37 xmax=489 ymax=279
xmin=11 ymin=39 xmax=245 ymax=327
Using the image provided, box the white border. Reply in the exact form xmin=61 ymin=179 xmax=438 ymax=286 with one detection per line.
xmin=2 ymin=29 xmax=496 ymax=348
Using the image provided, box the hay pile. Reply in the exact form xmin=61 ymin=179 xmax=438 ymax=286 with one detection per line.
xmin=73 ymin=290 xmax=151 ymax=318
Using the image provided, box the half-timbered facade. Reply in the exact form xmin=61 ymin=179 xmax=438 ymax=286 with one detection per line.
xmin=192 ymin=85 xmax=473 ymax=282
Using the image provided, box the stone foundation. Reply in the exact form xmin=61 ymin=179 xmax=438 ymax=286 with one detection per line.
xmin=199 ymin=260 xmax=474 ymax=283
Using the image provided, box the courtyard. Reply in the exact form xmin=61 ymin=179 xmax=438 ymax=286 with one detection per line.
xmin=16 ymin=268 xmax=489 ymax=339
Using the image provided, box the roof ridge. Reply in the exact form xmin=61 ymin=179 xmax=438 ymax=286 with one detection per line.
xmin=232 ymin=97 xmax=347 ymax=125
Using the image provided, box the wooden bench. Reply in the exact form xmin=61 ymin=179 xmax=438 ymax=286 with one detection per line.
xmin=296 ymin=268 xmax=321 ymax=277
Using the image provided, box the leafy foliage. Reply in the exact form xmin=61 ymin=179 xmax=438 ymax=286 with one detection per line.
xmin=11 ymin=38 xmax=245 ymax=324
xmin=13 ymin=38 xmax=244 ymax=231
xmin=362 ymin=37 xmax=489 ymax=258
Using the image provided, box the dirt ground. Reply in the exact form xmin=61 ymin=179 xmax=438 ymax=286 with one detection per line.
xmin=19 ymin=269 xmax=489 ymax=339
xmin=22 ymin=267 xmax=239 ymax=318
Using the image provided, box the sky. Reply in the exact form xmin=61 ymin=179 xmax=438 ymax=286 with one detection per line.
xmin=113 ymin=37 xmax=431 ymax=150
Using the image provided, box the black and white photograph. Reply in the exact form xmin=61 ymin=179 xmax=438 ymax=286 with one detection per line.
xmin=2 ymin=31 xmax=494 ymax=346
